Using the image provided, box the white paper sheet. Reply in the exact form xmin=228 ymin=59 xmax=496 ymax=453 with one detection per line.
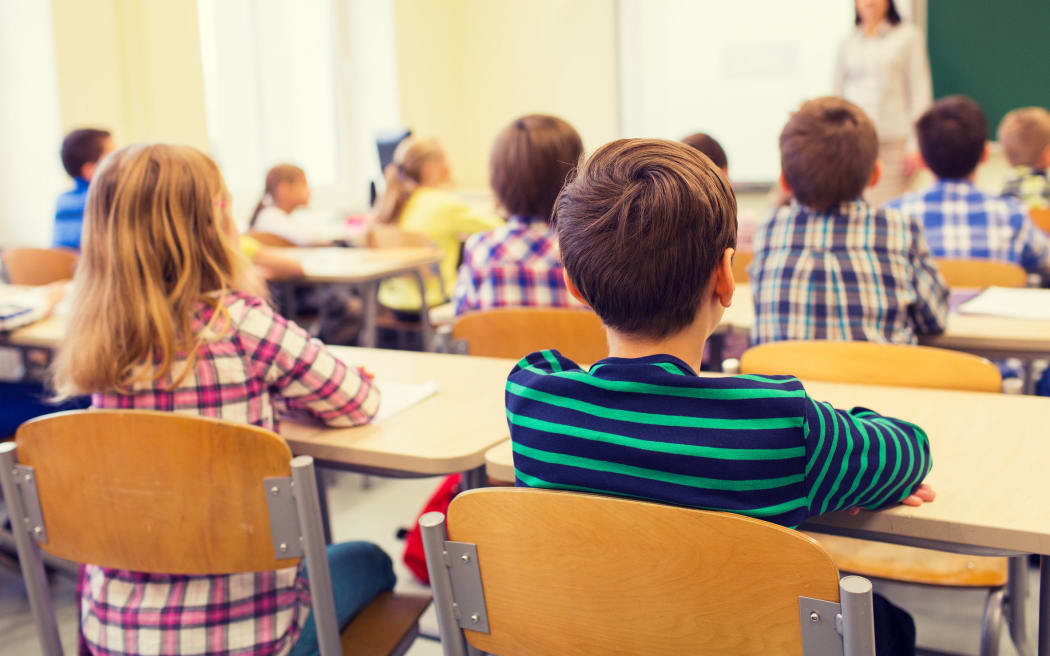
xmin=372 ymin=378 xmax=440 ymax=424
xmin=958 ymin=287 xmax=1050 ymax=321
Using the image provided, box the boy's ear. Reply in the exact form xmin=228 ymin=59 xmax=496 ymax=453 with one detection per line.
xmin=1040 ymin=144 xmax=1050 ymax=169
xmin=562 ymin=269 xmax=588 ymax=306
xmin=80 ymin=161 xmax=97 ymax=181
xmin=866 ymin=159 xmax=883 ymax=189
xmin=715 ymin=248 xmax=736 ymax=308
xmin=778 ymin=171 xmax=793 ymax=196
xmin=979 ymin=142 xmax=990 ymax=165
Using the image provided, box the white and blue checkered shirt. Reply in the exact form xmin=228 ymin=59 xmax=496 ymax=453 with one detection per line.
xmin=749 ymin=199 xmax=949 ymax=345
xmin=885 ymin=180 xmax=1050 ymax=274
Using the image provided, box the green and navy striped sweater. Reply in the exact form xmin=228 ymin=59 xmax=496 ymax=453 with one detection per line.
xmin=506 ymin=350 xmax=932 ymax=528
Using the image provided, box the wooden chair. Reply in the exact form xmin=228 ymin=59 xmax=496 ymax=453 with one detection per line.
xmin=421 ymin=488 xmax=877 ymax=655
xmin=935 ymin=258 xmax=1027 ymax=288
xmin=739 ymin=340 xmax=1020 ymax=656
xmin=732 ymin=250 xmax=753 ymax=283
xmin=452 ymin=307 xmax=607 ymax=363
xmin=0 ymin=410 xmax=429 ymax=656
xmin=1 ymin=248 xmax=77 ymax=285
xmin=740 ymin=340 xmax=1003 ymax=392
xmin=1030 ymin=208 xmax=1050 ymax=236
xmin=245 ymin=230 xmax=297 ymax=247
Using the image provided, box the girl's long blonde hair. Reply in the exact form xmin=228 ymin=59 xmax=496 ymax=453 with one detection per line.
xmin=372 ymin=137 xmax=445 ymax=225
xmin=52 ymin=143 xmax=263 ymax=398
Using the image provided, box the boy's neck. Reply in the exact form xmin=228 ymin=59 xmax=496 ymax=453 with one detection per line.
xmin=605 ymin=319 xmax=711 ymax=374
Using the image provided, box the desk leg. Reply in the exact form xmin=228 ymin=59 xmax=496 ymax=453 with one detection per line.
xmin=1040 ymin=555 xmax=1050 ymax=656
xmin=359 ymin=281 xmax=379 ymax=348
xmin=315 ymin=466 xmax=333 ymax=545
xmin=460 ymin=466 xmax=486 ymax=491
xmin=1008 ymin=556 xmax=1032 ymax=656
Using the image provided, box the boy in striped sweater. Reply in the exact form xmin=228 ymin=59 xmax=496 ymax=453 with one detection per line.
xmin=506 ymin=139 xmax=931 ymax=653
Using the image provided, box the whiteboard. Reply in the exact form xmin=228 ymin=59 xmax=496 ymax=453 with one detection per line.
xmin=618 ymin=0 xmax=855 ymax=184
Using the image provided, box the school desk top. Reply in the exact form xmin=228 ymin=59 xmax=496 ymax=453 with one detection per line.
xmin=280 ymin=346 xmax=513 ymax=475
xmin=722 ymin=284 xmax=1050 ymax=358
xmin=276 ymin=247 xmax=441 ymax=284
xmin=486 ymin=378 xmax=1050 ymax=556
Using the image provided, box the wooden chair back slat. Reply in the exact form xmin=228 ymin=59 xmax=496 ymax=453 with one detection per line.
xmin=740 ymin=340 xmax=1001 ymax=392
xmin=935 ymin=258 xmax=1027 ymax=288
xmin=1030 ymin=208 xmax=1050 ymax=236
xmin=14 ymin=410 xmax=298 ymax=574
xmin=452 ymin=307 xmax=607 ymax=363
xmin=245 ymin=231 xmax=297 ymax=247
xmin=447 ymin=488 xmax=841 ymax=656
xmin=2 ymin=248 xmax=77 ymax=285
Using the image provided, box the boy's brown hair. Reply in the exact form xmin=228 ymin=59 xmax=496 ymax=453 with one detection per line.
xmin=490 ymin=114 xmax=584 ymax=223
xmin=61 ymin=128 xmax=111 ymax=179
xmin=681 ymin=133 xmax=728 ymax=171
xmin=780 ymin=97 xmax=877 ymax=210
xmin=998 ymin=107 xmax=1050 ymax=168
xmin=554 ymin=138 xmax=736 ymax=338
xmin=917 ymin=95 xmax=987 ymax=180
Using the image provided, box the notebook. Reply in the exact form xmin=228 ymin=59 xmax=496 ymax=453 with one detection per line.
xmin=372 ymin=378 xmax=440 ymax=424
xmin=957 ymin=287 xmax=1050 ymax=321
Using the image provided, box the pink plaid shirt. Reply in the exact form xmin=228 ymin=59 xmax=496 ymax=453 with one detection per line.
xmin=452 ymin=215 xmax=584 ymax=315
xmin=80 ymin=292 xmax=379 ymax=656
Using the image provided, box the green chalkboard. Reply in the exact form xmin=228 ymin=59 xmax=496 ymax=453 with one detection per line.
xmin=927 ymin=0 xmax=1050 ymax=135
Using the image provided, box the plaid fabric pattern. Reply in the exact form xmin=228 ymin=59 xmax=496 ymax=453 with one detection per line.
xmin=886 ymin=180 xmax=1050 ymax=274
xmin=748 ymin=200 xmax=949 ymax=345
xmin=452 ymin=215 xmax=583 ymax=315
xmin=83 ymin=292 xmax=380 ymax=655
xmin=1002 ymin=166 xmax=1050 ymax=210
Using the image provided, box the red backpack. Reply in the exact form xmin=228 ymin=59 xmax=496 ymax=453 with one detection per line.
xmin=402 ymin=473 xmax=461 ymax=583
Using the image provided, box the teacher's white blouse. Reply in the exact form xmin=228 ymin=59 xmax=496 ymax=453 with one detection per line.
xmin=833 ymin=22 xmax=932 ymax=142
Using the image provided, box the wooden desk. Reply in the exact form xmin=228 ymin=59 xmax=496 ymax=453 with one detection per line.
xmin=721 ymin=284 xmax=1050 ymax=359
xmin=484 ymin=379 xmax=1050 ymax=653
xmin=282 ymin=346 xmax=511 ymax=483
xmin=276 ymin=247 xmax=443 ymax=348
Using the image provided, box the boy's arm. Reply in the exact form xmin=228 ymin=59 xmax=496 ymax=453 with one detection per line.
xmin=802 ymin=396 xmax=931 ymax=517
xmin=907 ymin=221 xmax=950 ymax=334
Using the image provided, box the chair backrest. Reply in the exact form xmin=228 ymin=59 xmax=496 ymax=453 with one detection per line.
xmin=740 ymin=340 xmax=1002 ymax=393
xmin=365 ymin=224 xmax=434 ymax=249
xmin=733 ymin=250 xmax=753 ymax=283
xmin=427 ymin=488 xmax=853 ymax=655
xmin=2 ymin=248 xmax=77 ymax=285
xmin=245 ymin=230 xmax=297 ymax=248
xmin=1030 ymin=208 xmax=1050 ymax=236
xmin=935 ymin=258 xmax=1027 ymax=288
xmin=452 ymin=307 xmax=607 ymax=363
xmin=11 ymin=409 xmax=299 ymax=573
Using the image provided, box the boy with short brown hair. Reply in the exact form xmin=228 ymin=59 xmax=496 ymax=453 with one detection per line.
xmin=999 ymin=106 xmax=1050 ymax=210
xmin=749 ymin=97 xmax=948 ymax=345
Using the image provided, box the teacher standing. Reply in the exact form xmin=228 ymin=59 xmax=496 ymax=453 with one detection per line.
xmin=834 ymin=0 xmax=932 ymax=206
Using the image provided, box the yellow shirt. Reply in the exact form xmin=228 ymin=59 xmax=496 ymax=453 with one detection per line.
xmin=378 ymin=188 xmax=502 ymax=311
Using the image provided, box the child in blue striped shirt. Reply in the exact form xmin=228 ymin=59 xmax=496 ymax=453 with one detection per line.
xmin=506 ymin=138 xmax=931 ymax=653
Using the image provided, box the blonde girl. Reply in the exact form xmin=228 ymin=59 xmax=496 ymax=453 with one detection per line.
xmin=52 ymin=143 xmax=394 ymax=656
xmin=372 ymin=137 xmax=501 ymax=313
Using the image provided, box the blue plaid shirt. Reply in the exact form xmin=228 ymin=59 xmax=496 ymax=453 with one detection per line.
xmin=749 ymin=199 xmax=949 ymax=345
xmin=53 ymin=177 xmax=89 ymax=251
xmin=886 ymin=179 xmax=1050 ymax=274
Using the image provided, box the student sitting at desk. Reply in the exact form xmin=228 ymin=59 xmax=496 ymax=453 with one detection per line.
xmin=453 ymin=114 xmax=584 ymax=314
xmin=886 ymin=96 xmax=1050 ymax=276
xmin=506 ymin=138 xmax=932 ymax=654
xmin=998 ymin=106 xmax=1050 ymax=211
xmin=372 ymin=137 xmax=501 ymax=315
xmin=249 ymin=163 xmax=312 ymax=244
xmin=749 ymin=97 xmax=949 ymax=345
xmin=51 ymin=143 xmax=393 ymax=656
xmin=54 ymin=128 xmax=114 ymax=251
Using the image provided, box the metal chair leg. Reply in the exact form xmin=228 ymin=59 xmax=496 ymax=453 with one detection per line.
xmin=980 ymin=588 xmax=1005 ymax=656
xmin=1008 ymin=556 xmax=1033 ymax=656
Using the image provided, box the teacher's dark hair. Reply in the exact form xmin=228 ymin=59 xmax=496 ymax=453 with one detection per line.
xmin=855 ymin=0 xmax=901 ymax=25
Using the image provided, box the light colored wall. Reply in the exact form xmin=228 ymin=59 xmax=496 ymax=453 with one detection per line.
xmin=50 ymin=0 xmax=208 ymax=150
xmin=394 ymin=0 xmax=620 ymax=189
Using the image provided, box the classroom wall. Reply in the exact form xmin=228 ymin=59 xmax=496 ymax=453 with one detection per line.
xmin=393 ymin=0 xmax=621 ymax=191
xmin=49 ymin=0 xmax=209 ymax=151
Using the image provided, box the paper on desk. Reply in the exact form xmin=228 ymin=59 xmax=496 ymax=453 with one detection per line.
xmin=0 ymin=288 xmax=49 ymax=331
xmin=373 ymin=378 xmax=440 ymax=424
xmin=958 ymin=286 xmax=1050 ymax=320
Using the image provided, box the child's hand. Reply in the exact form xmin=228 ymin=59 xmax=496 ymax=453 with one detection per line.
xmin=899 ymin=483 xmax=935 ymax=507
xmin=841 ymin=484 xmax=935 ymax=515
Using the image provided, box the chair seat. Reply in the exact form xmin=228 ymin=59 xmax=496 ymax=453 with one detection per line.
xmin=805 ymin=533 xmax=1008 ymax=587
xmin=340 ymin=591 xmax=432 ymax=655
